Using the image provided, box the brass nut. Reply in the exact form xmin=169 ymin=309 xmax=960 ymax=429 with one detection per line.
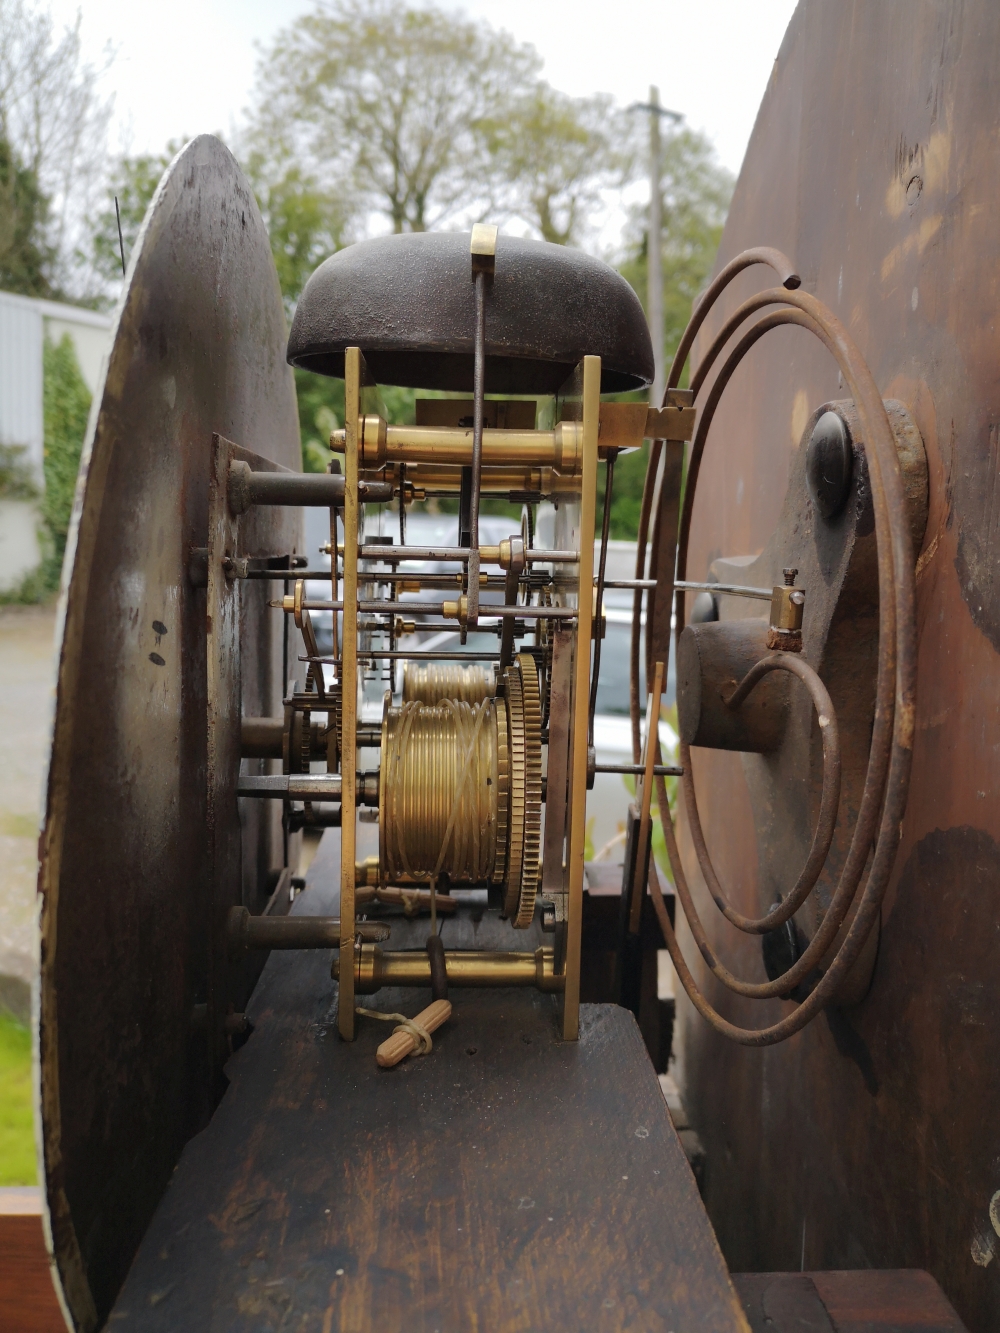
xmin=769 ymin=570 xmax=805 ymax=635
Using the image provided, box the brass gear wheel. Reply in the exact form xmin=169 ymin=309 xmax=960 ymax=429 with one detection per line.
xmin=502 ymin=665 xmax=526 ymax=916
xmin=501 ymin=653 xmax=542 ymax=927
xmin=492 ymin=696 xmax=510 ymax=887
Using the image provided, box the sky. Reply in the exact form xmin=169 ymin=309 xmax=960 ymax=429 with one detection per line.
xmin=48 ymin=0 xmax=798 ymax=180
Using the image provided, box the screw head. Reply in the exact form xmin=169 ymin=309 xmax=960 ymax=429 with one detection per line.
xmin=783 ymin=567 xmax=798 ymax=586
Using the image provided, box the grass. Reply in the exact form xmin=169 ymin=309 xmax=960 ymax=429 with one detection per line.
xmin=0 ymin=811 xmax=38 ymax=838
xmin=0 ymin=1011 xmax=36 ymax=1185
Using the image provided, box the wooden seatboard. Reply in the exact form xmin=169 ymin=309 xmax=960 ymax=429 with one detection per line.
xmin=109 ymin=834 xmax=748 ymax=1332
xmin=732 ymin=1269 xmax=968 ymax=1332
xmin=0 ymin=1189 xmax=67 ymax=1332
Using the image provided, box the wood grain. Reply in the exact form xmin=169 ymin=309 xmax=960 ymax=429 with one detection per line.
xmin=0 ymin=1189 xmax=68 ymax=1332
xmin=108 ymin=844 xmax=748 ymax=1331
xmin=732 ymin=1270 xmax=968 ymax=1332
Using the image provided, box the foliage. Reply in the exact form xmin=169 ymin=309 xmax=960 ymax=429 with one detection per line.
xmin=0 ymin=130 xmax=52 ymax=295
xmin=483 ymin=84 xmax=637 ymax=247
xmin=0 ymin=1011 xmax=35 ymax=1186
xmin=0 ymin=442 xmax=37 ymax=500
xmin=0 ymin=339 xmax=89 ymax=607
xmin=248 ymin=0 xmax=541 ymax=235
xmin=296 ymin=368 xmax=345 ymax=473
xmin=246 ymin=0 xmax=642 ymax=242
xmin=244 ymin=150 xmax=347 ymax=316
xmin=599 ymin=127 xmax=732 ymax=539
xmin=89 ymin=143 xmax=181 ymax=287
xmin=600 ymin=444 xmax=649 ymax=541
xmin=619 ymin=125 xmax=733 ymax=383
xmin=0 ymin=0 xmax=113 ymax=300
xmin=39 ymin=332 xmax=90 ymax=587
xmin=295 ymin=370 xmax=422 ymax=471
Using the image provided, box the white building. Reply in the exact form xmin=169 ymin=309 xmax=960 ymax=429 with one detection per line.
xmin=0 ymin=290 xmax=112 ymax=591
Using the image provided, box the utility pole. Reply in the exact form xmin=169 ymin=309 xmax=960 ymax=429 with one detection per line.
xmin=648 ymin=86 xmax=664 ymax=407
xmin=630 ymin=88 xmax=682 ymax=407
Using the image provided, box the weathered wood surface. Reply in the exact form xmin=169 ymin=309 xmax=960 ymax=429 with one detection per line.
xmin=672 ymin=5 xmax=1000 ymax=1330
xmin=109 ymin=832 xmax=748 ymax=1332
xmin=732 ymin=1269 xmax=968 ymax=1332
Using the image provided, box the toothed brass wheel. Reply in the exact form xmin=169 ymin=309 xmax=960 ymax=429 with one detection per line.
xmin=501 ymin=652 xmax=543 ymax=927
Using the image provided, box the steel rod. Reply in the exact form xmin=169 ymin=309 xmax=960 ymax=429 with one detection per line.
xmin=674 ymin=579 xmax=772 ymax=600
xmin=227 ymin=907 xmax=390 ymax=953
xmin=283 ymin=598 xmax=576 ymax=620
xmin=237 ymin=774 xmax=342 ymax=800
xmin=467 ymin=267 xmax=486 ymax=623
xmin=301 ymin=652 xmax=500 ymax=663
xmin=594 ymin=763 xmax=683 ymax=776
xmin=356 ymin=545 xmax=578 ymax=564
xmin=242 ymin=567 xmax=328 ymax=580
xmin=589 ymin=449 xmax=616 ymax=746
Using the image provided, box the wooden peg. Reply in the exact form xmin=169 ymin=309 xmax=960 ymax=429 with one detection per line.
xmin=376 ymin=999 xmax=452 ymax=1069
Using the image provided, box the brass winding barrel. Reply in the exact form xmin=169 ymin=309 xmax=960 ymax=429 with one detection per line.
xmin=402 ymin=661 xmax=496 ymax=705
xmin=379 ymin=697 xmax=507 ymax=885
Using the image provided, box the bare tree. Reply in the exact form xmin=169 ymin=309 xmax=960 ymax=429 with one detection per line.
xmin=246 ymin=0 xmax=541 ymax=236
xmin=0 ymin=0 xmax=113 ymax=297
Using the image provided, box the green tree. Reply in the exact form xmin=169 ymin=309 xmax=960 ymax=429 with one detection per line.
xmin=243 ymin=149 xmax=346 ymax=314
xmin=619 ymin=125 xmax=733 ymax=377
xmin=41 ymin=332 xmax=91 ymax=583
xmin=483 ymin=85 xmax=636 ymax=247
xmin=608 ymin=126 xmax=733 ymax=538
xmin=246 ymin=0 xmax=541 ymax=235
xmin=89 ymin=143 xmax=179 ymax=286
xmin=87 ymin=142 xmax=346 ymax=471
xmin=0 ymin=130 xmax=51 ymax=294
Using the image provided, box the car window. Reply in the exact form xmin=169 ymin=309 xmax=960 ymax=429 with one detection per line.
xmin=594 ymin=622 xmax=644 ymax=716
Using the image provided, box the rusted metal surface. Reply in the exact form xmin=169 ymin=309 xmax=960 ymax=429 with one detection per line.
xmin=669 ymin=4 xmax=1000 ymax=1329
xmin=676 ymin=617 xmax=789 ymax=751
xmin=36 ymin=135 xmax=300 ymax=1329
xmin=287 ymin=231 xmax=654 ymax=393
xmin=107 ymin=840 xmax=749 ymax=1332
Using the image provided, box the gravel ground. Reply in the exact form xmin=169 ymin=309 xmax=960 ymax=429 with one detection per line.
xmin=0 ymin=605 xmax=57 ymax=1019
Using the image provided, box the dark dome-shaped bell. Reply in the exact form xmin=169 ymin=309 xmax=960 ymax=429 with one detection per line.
xmin=287 ymin=231 xmax=654 ymax=394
